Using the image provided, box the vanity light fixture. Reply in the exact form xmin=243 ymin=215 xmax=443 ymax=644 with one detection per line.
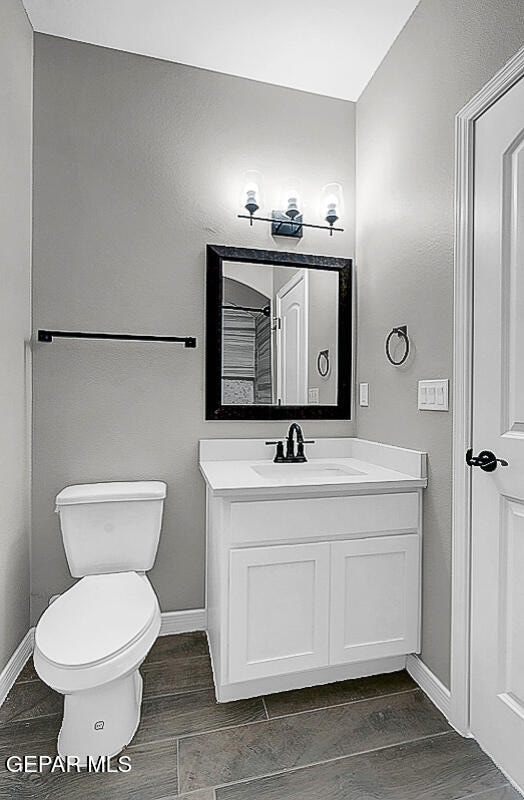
xmin=238 ymin=176 xmax=344 ymax=238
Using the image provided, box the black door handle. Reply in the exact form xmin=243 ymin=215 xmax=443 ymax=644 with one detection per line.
xmin=466 ymin=448 xmax=508 ymax=472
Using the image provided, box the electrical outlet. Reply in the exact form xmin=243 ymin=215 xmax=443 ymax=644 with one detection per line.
xmin=308 ymin=388 xmax=320 ymax=404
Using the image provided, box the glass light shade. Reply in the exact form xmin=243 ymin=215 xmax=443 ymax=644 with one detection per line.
xmin=279 ymin=180 xmax=302 ymax=220
xmin=241 ymin=170 xmax=263 ymax=216
xmin=320 ymin=183 xmax=344 ymax=226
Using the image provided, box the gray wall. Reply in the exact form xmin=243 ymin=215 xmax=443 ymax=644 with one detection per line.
xmin=32 ymin=35 xmax=356 ymax=623
xmin=356 ymin=0 xmax=524 ymax=686
xmin=0 ymin=0 xmax=32 ymax=668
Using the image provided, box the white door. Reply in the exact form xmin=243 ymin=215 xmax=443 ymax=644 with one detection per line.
xmin=228 ymin=543 xmax=330 ymax=682
xmin=276 ymin=271 xmax=308 ymax=405
xmin=470 ymin=74 xmax=524 ymax=788
xmin=330 ymin=535 xmax=420 ymax=665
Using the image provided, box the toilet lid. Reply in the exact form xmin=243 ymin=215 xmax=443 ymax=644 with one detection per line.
xmin=35 ymin=572 xmax=159 ymax=668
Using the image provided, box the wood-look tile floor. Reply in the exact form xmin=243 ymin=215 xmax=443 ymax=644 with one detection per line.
xmin=0 ymin=632 xmax=519 ymax=800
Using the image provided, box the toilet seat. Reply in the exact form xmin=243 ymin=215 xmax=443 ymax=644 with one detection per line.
xmin=34 ymin=572 xmax=161 ymax=693
xmin=36 ymin=572 xmax=158 ymax=668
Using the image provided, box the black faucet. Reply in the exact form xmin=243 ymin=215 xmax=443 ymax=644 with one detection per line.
xmin=265 ymin=423 xmax=315 ymax=463
xmin=286 ymin=423 xmax=306 ymax=462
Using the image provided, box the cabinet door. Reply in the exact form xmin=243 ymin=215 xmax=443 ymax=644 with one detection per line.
xmin=229 ymin=543 xmax=330 ymax=683
xmin=330 ymin=534 xmax=420 ymax=665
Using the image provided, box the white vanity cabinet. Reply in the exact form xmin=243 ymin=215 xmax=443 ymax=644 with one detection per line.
xmin=228 ymin=533 xmax=420 ymax=685
xmin=200 ymin=438 xmax=427 ymax=702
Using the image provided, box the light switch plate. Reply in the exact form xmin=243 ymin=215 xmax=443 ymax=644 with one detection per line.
xmin=308 ymin=388 xmax=320 ymax=404
xmin=418 ymin=379 xmax=449 ymax=411
xmin=359 ymin=383 xmax=369 ymax=407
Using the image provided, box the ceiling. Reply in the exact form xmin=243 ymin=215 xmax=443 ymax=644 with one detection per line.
xmin=22 ymin=0 xmax=420 ymax=102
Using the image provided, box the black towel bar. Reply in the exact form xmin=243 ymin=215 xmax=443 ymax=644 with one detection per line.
xmin=37 ymin=330 xmax=197 ymax=348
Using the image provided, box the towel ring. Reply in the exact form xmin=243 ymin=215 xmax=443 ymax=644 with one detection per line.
xmin=317 ymin=349 xmax=330 ymax=377
xmin=385 ymin=325 xmax=410 ymax=366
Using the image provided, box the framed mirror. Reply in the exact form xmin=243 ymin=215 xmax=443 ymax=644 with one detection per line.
xmin=206 ymin=245 xmax=352 ymax=420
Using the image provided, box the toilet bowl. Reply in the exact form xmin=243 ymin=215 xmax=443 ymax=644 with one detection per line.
xmin=34 ymin=571 xmax=161 ymax=763
xmin=33 ymin=481 xmax=166 ymax=764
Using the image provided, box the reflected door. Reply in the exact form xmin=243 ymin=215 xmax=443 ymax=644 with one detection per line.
xmin=276 ymin=270 xmax=308 ymax=405
xmin=471 ymin=73 xmax=524 ymax=788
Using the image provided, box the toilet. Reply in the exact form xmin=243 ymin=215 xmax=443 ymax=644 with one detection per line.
xmin=33 ymin=480 xmax=166 ymax=764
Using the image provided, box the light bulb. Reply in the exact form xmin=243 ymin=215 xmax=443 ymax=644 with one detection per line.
xmin=286 ymin=193 xmax=300 ymax=220
xmin=320 ymin=183 xmax=343 ymax=228
xmin=245 ymin=181 xmax=259 ymax=216
xmin=280 ymin=180 xmax=301 ymax=220
xmin=241 ymin=170 xmax=263 ymax=217
xmin=325 ymin=194 xmax=338 ymax=226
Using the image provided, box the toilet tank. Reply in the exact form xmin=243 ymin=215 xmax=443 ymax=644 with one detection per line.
xmin=55 ymin=481 xmax=167 ymax=577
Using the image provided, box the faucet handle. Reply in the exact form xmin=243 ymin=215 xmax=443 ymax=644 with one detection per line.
xmin=265 ymin=440 xmax=285 ymax=463
xmin=295 ymin=441 xmax=307 ymax=463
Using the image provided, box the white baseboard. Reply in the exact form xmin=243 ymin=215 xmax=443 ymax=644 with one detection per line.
xmin=0 ymin=628 xmax=34 ymax=707
xmin=159 ymin=608 xmax=207 ymax=636
xmin=407 ymin=654 xmax=451 ymax=721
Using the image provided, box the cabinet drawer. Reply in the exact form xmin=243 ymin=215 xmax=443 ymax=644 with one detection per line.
xmin=229 ymin=492 xmax=419 ymax=545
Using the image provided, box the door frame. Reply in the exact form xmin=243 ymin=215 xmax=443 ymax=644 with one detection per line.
xmin=451 ymin=45 xmax=524 ymax=735
xmin=276 ymin=269 xmax=309 ymax=405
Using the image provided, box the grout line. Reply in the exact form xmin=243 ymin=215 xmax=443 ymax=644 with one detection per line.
xmin=261 ymin=697 xmax=269 ymax=720
xmin=142 ymin=652 xmax=210 ymax=671
xmin=142 ymin=658 xmax=209 ymax=672
xmin=128 ymin=734 xmax=180 ymax=750
xmin=142 ymin=683 xmax=214 ymax=702
xmin=264 ymin=686 xmax=422 ymax=721
xmin=142 ymin=686 xmax=212 ymax=707
xmin=176 ymin=687 xmax=424 ymax=742
xmin=0 ymin=734 xmax=58 ymax=754
xmin=13 ymin=676 xmax=40 ymax=686
xmin=0 ymin=710 xmax=62 ymax=728
xmin=175 ymin=714 xmax=282 ymax=743
xmin=134 ymin=708 xmax=269 ymax=750
xmin=180 ymin=730 xmax=454 ymax=795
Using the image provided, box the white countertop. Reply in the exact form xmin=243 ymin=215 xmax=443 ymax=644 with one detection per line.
xmin=199 ymin=438 xmax=428 ymax=498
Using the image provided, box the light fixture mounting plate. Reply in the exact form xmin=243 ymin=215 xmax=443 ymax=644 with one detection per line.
xmin=271 ymin=210 xmax=303 ymax=238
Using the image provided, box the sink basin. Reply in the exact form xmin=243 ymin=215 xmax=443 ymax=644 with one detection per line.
xmin=252 ymin=463 xmax=365 ymax=480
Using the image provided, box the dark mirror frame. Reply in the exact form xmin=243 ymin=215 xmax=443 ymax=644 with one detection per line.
xmin=206 ymin=244 xmax=353 ymax=420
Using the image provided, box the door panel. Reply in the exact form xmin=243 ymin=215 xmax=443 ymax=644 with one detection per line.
xmin=498 ymin=498 xmax=524 ymax=711
xmin=471 ymin=73 xmax=524 ymax=789
xmin=330 ymin=534 xmax=420 ymax=665
xmin=501 ymin=131 xmax=524 ymax=435
xmin=276 ymin=271 xmax=308 ymax=405
xmin=228 ymin=543 xmax=330 ymax=682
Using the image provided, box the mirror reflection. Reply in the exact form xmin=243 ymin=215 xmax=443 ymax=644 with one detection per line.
xmin=221 ymin=262 xmax=338 ymax=406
